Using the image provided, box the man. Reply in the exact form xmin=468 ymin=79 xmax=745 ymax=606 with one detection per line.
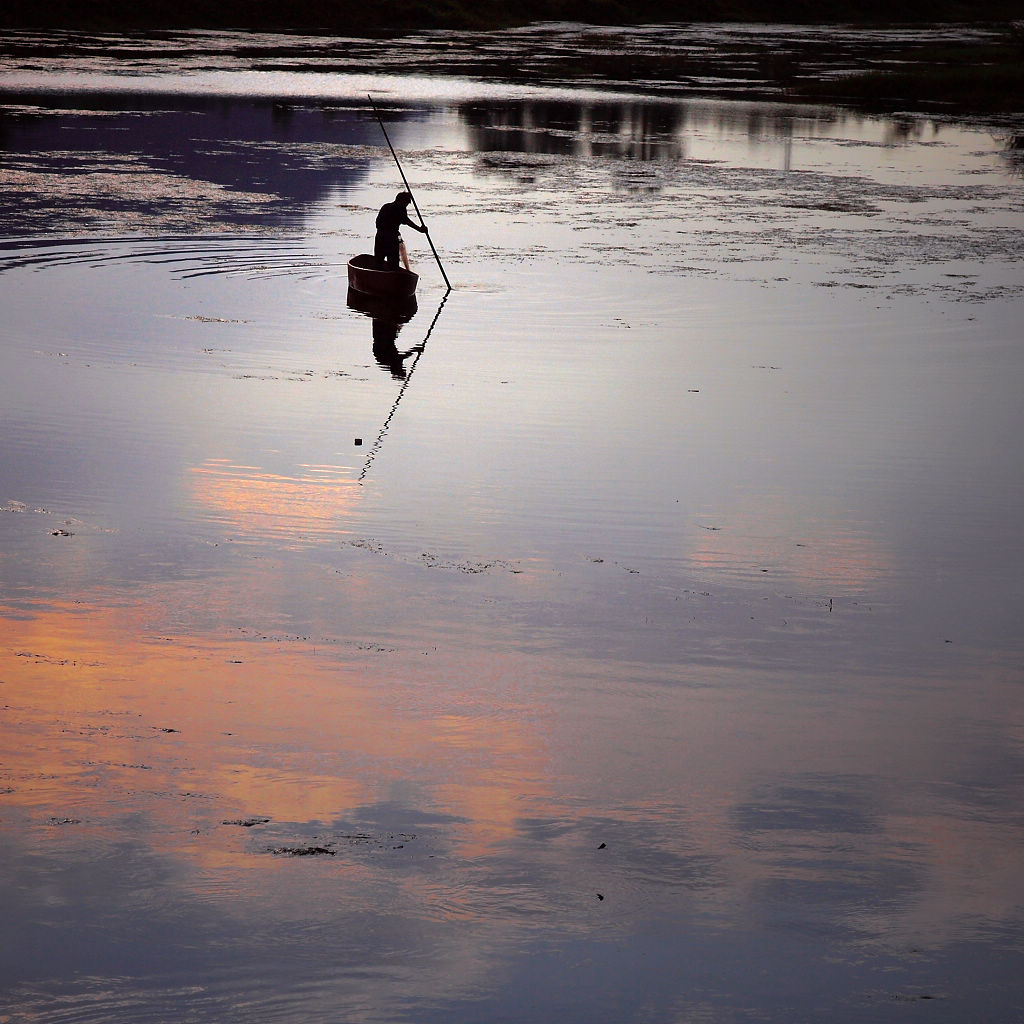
xmin=374 ymin=191 xmax=427 ymax=270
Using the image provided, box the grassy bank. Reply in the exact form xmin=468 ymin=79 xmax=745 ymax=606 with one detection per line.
xmin=794 ymin=26 xmax=1024 ymax=114
xmin=1 ymin=0 xmax=1021 ymax=32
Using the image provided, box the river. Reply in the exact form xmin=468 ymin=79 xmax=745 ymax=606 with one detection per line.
xmin=1 ymin=24 xmax=1022 ymax=1023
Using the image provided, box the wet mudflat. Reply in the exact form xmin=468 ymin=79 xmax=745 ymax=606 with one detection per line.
xmin=1 ymin=26 xmax=1023 ymax=1024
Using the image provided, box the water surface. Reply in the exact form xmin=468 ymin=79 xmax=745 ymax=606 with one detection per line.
xmin=1 ymin=26 xmax=1023 ymax=1024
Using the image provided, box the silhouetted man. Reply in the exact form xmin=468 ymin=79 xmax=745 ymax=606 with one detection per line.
xmin=374 ymin=191 xmax=427 ymax=270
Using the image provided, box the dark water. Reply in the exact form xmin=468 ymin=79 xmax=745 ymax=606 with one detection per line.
xmin=1 ymin=26 xmax=1023 ymax=1024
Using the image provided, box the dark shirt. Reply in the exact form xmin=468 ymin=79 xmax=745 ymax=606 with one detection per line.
xmin=375 ymin=201 xmax=414 ymax=237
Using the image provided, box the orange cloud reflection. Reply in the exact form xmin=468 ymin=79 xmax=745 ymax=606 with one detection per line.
xmin=0 ymin=592 xmax=555 ymax=879
xmin=3 ymin=569 xmax=1022 ymax=958
xmin=690 ymin=491 xmax=895 ymax=593
xmin=188 ymin=458 xmax=363 ymax=544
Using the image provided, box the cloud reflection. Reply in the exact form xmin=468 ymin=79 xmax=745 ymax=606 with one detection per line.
xmin=188 ymin=458 xmax=363 ymax=545
xmin=3 ymin=565 xmax=1024 ymax=1020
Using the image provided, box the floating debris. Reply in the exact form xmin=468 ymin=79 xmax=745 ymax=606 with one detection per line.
xmin=267 ymin=845 xmax=336 ymax=857
xmin=420 ymin=553 xmax=522 ymax=575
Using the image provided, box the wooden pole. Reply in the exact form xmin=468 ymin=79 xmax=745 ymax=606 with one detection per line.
xmin=369 ymin=95 xmax=451 ymax=292
xmin=359 ymin=290 xmax=451 ymax=482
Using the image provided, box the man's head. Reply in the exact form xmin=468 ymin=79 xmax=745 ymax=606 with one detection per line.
xmin=396 ymin=191 xmax=412 ymax=206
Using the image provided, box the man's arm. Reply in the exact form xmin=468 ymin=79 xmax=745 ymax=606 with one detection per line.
xmin=402 ymin=211 xmax=428 ymax=234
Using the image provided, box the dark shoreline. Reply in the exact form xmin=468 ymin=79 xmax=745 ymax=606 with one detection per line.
xmin=1 ymin=11 xmax=1022 ymax=118
xmin=1 ymin=0 xmax=1021 ymax=34
xmin=792 ymin=25 xmax=1024 ymax=115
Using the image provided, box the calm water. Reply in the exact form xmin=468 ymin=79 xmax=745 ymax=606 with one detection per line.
xmin=1 ymin=26 xmax=1023 ymax=1024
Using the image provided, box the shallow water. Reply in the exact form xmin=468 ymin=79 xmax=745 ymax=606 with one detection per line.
xmin=1 ymin=27 xmax=1023 ymax=1024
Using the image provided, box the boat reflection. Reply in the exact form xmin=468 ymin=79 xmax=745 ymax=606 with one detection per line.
xmin=346 ymin=287 xmax=420 ymax=379
xmin=350 ymin=288 xmax=449 ymax=482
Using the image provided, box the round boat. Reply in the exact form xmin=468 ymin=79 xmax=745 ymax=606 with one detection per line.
xmin=347 ymin=254 xmax=418 ymax=298
xmin=346 ymin=288 xmax=418 ymax=324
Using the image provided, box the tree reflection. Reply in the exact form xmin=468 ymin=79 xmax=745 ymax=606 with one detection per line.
xmin=461 ymin=100 xmax=686 ymax=162
xmin=458 ymin=98 xmax=856 ymax=166
xmin=457 ymin=97 xmax=967 ymax=187
xmin=1000 ymin=133 xmax=1024 ymax=178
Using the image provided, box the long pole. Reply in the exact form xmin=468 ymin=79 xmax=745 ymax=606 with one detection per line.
xmin=369 ymin=94 xmax=451 ymax=292
xmin=359 ymin=290 xmax=450 ymax=482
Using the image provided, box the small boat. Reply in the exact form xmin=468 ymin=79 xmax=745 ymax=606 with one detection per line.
xmin=347 ymin=254 xmax=418 ymax=298
xmin=347 ymin=288 xmax=418 ymax=324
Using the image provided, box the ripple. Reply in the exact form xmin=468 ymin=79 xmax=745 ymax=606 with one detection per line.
xmin=0 ymin=234 xmax=321 ymax=279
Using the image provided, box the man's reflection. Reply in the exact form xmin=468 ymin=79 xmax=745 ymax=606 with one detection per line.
xmin=346 ymin=288 xmax=419 ymax=379
xmin=372 ymin=317 xmax=423 ymax=379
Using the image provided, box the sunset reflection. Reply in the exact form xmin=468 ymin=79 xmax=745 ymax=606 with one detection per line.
xmin=3 ymin=558 xmax=1024 ymax=1018
xmin=0 ymin=591 xmax=554 ymax=875
xmin=188 ymin=458 xmax=363 ymax=544
xmin=690 ymin=493 xmax=896 ymax=592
